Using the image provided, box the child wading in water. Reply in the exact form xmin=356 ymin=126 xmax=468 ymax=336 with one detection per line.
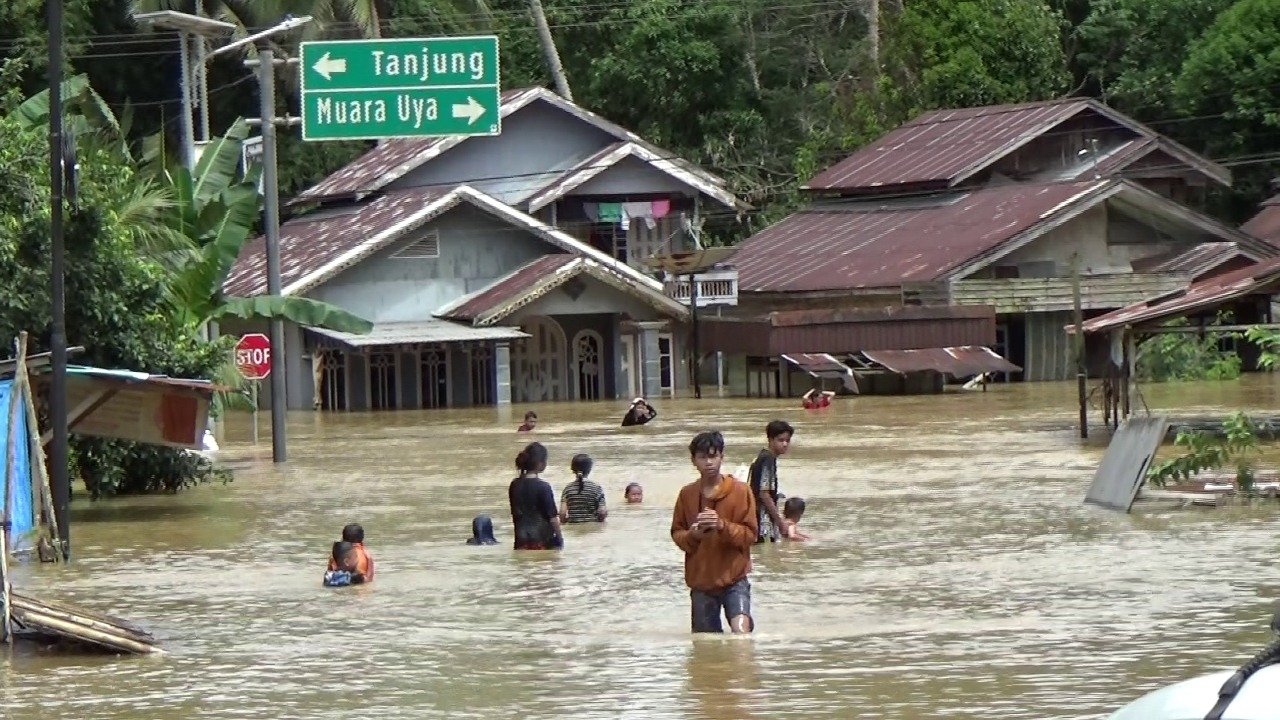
xmin=782 ymin=497 xmax=811 ymax=541
xmin=560 ymin=454 xmax=607 ymax=523
xmin=670 ymin=431 xmax=758 ymax=633
xmin=323 ymin=541 xmax=368 ymax=587
xmin=508 ymin=442 xmax=563 ymax=550
xmin=749 ymin=420 xmax=794 ymax=543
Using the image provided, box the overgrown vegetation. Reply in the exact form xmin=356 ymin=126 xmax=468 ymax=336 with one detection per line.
xmin=1146 ymin=412 xmax=1263 ymax=490
xmin=1135 ymin=317 xmax=1243 ymax=382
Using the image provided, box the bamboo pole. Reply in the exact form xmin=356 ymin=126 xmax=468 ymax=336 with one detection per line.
xmin=7 ymin=606 xmax=161 ymax=654
xmin=8 ymin=592 xmax=154 ymax=641
xmin=14 ymin=333 xmax=60 ymax=558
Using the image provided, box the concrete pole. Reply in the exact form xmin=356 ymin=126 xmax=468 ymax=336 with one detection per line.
xmin=177 ymin=31 xmax=196 ymax=169
xmin=255 ymin=48 xmax=288 ymax=463
xmin=528 ymin=0 xmax=573 ymax=101
xmin=1072 ymin=252 xmax=1088 ymax=439
xmin=48 ymin=0 xmax=71 ymax=561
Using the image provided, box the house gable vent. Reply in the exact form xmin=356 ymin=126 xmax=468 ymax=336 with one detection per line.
xmin=392 ymin=232 xmax=440 ymax=259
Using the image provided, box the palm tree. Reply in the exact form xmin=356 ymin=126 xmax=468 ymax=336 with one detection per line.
xmin=130 ymin=1 xmax=383 ymax=39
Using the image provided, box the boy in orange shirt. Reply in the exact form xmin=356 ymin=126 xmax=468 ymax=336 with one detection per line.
xmin=327 ymin=523 xmax=374 ymax=581
xmin=670 ymin=431 xmax=758 ymax=633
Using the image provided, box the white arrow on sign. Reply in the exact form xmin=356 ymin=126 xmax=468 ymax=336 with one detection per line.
xmin=451 ymin=96 xmax=486 ymax=125
xmin=313 ymin=52 xmax=348 ymax=81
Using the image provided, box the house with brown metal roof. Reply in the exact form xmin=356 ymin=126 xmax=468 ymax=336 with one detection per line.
xmin=1243 ymin=193 xmax=1280 ymax=247
xmin=225 ymin=88 xmax=746 ymax=411
xmin=722 ymin=97 xmax=1276 ymax=387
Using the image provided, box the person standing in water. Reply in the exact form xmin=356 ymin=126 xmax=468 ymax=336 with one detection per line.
xmin=670 ymin=431 xmax=758 ymax=633
xmin=508 ymin=442 xmax=563 ymax=550
xmin=749 ymin=420 xmax=794 ymax=543
xmin=621 ymin=398 xmax=657 ymax=427
xmin=517 ymin=411 xmax=538 ymax=432
xmin=624 ymin=482 xmax=644 ymax=504
xmin=560 ymin=454 xmax=607 ymax=523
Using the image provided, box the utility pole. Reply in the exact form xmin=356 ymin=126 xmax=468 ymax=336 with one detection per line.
xmin=254 ymin=47 xmax=289 ymax=464
xmin=689 ymin=272 xmax=701 ymax=399
xmin=528 ymin=0 xmax=572 ymax=101
xmin=48 ymin=0 xmax=71 ymax=561
xmin=1072 ymin=253 xmax=1088 ymax=439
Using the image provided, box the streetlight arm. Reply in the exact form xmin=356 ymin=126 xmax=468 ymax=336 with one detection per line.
xmin=206 ymin=16 xmax=312 ymax=59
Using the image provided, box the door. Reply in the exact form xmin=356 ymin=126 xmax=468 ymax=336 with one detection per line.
xmin=658 ymin=333 xmax=674 ymax=397
xmin=514 ymin=316 xmax=568 ymax=402
xmin=619 ymin=334 xmax=637 ymax=398
xmin=419 ymin=347 xmax=449 ymax=408
xmin=317 ymin=348 xmax=348 ymax=411
xmin=572 ymin=329 xmax=604 ymax=401
xmin=368 ymin=351 xmax=399 ymax=410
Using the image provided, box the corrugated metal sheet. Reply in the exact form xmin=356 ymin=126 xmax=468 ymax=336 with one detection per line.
xmin=700 ymin=305 xmax=996 ymax=355
xmin=1084 ymin=415 xmax=1169 ymax=512
xmin=732 ymin=180 xmax=1106 ymax=293
xmin=803 ymin=99 xmax=1089 ymax=192
xmin=1129 ymin=242 xmax=1253 ymax=278
xmin=862 ymin=346 xmax=1020 ymax=376
xmin=780 ymin=353 xmax=850 ymax=377
xmin=224 ymin=186 xmax=452 ymax=297
xmin=436 ymin=255 xmax=578 ymax=323
xmin=1243 ymin=194 xmax=1280 ymax=247
xmin=307 ymin=320 xmax=528 ymax=348
xmin=1082 ymin=256 xmax=1280 ymax=333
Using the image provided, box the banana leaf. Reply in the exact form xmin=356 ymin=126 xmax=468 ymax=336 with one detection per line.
xmin=211 ymin=296 xmax=374 ymax=334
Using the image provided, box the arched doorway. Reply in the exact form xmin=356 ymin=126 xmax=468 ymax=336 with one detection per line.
xmin=514 ymin=316 xmax=567 ymax=402
xmin=572 ymin=329 xmax=604 ymax=400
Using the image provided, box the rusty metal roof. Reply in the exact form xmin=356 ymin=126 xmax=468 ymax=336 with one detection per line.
xmin=1243 ymin=194 xmax=1280 ymax=247
xmin=733 ymin=180 xmax=1108 ymax=293
xmin=699 ymin=305 xmax=996 ymax=355
xmin=803 ymin=99 xmax=1090 ymax=192
xmin=436 ymin=255 xmax=688 ymax=325
xmin=1081 ymin=256 xmax=1280 ymax=333
xmin=802 ymin=97 xmax=1229 ymax=194
xmin=1129 ymin=242 xmax=1257 ymax=278
xmin=225 ymin=185 xmax=666 ymax=299
xmin=293 ymin=87 xmax=737 ymax=207
xmin=862 ymin=346 xmax=1021 ymax=376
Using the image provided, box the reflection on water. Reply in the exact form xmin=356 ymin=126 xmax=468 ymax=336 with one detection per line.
xmin=3 ymin=378 xmax=1280 ymax=718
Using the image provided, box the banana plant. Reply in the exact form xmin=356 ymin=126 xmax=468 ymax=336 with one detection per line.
xmin=163 ymin=120 xmax=373 ymax=334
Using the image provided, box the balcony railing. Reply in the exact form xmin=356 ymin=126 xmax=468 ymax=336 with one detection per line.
xmin=664 ymin=269 xmax=738 ymax=307
xmin=904 ymin=273 xmax=1191 ymax=313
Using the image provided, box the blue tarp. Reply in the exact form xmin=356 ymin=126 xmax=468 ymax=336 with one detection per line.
xmin=0 ymin=379 xmax=35 ymax=547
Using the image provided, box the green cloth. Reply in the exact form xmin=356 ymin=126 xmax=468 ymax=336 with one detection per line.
xmin=597 ymin=202 xmax=622 ymax=222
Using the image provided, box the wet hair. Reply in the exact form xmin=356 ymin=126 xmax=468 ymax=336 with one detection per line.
xmin=516 ymin=442 xmax=548 ymax=476
xmin=766 ymin=420 xmax=795 ymax=440
xmin=688 ymin=430 xmax=725 ymax=458
xmin=625 ymin=482 xmax=642 ymax=495
xmin=332 ymin=541 xmax=355 ymax=566
xmin=783 ymin=497 xmax=806 ymax=520
xmin=341 ymin=523 xmax=364 ymax=543
xmin=524 ymin=410 xmax=537 ymax=421
xmin=571 ymin=453 xmax=593 ymax=490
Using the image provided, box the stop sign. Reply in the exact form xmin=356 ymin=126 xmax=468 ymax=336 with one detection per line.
xmin=235 ymin=333 xmax=272 ymax=380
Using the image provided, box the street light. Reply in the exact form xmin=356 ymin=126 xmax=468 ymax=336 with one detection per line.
xmin=645 ymin=247 xmax=738 ymax=400
xmin=132 ymin=10 xmax=236 ymax=170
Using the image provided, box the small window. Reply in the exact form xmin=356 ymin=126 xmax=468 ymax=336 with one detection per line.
xmin=392 ymin=231 xmax=440 ymax=259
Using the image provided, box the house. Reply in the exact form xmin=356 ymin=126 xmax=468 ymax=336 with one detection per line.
xmin=1243 ymin=193 xmax=1280 ymax=247
xmin=223 ymin=87 xmax=748 ymax=411
xmin=724 ymin=97 xmax=1276 ymax=384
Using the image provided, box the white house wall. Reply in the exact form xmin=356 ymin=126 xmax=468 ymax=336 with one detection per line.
xmin=385 ymin=101 xmax=617 ymax=204
xmin=990 ymin=203 xmax=1189 ymax=277
xmin=306 ymin=205 xmax=560 ymax=322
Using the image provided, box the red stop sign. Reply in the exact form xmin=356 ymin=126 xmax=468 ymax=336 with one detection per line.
xmin=234 ymin=333 xmax=272 ymax=380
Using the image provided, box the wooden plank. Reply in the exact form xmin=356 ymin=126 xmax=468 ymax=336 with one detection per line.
xmin=1084 ymin=415 xmax=1170 ymax=511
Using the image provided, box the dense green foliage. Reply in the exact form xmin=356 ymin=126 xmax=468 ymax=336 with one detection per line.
xmin=1147 ymin=412 xmax=1262 ymax=490
xmin=1135 ymin=318 xmax=1243 ymax=382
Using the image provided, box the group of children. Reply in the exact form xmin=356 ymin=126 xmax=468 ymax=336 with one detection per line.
xmin=321 ymin=409 xmax=810 ymax=637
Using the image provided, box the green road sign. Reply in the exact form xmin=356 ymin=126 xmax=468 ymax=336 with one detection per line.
xmin=299 ymin=36 xmax=501 ymax=141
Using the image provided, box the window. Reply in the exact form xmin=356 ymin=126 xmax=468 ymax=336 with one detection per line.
xmin=419 ymin=348 xmax=449 ymax=409
xmin=317 ymin=349 xmax=347 ymax=411
xmin=469 ymin=345 xmax=494 ymax=405
xmin=369 ymin=352 xmax=398 ymax=410
xmin=392 ymin=231 xmax=440 ymax=259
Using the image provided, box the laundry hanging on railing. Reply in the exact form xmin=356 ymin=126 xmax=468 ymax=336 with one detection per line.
xmin=581 ymin=199 xmax=673 ymax=229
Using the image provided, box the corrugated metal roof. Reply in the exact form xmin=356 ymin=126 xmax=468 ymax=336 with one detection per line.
xmin=307 ymin=320 xmax=529 ymax=348
xmin=733 ymin=180 xmax=1107 ymax=293
xmin=780 ymin=353 xmax=851 ymax=377
xmin=862 ymin=346 xmax=1021 ymax=376
xmin=225 ymin=185 xmax=666 ymax=299
xmin=436 ymin=255 xmax=578 ymax=323
xmin=293 ymin=87 xmax=738 ymax=207
xmin=803 ymin=99 xmax=1090 ymax=192
xmin=1081 ymin=257 xmax=1280 ymax=333
xmin=1243 ymin=194 xmax=1280 ymax=247
xmin=699 ymin=305 xmax=997 ymax=355
xmin=1129 ymin=243 xmax=1254 ymax=277
xmin=802 ymin=97 xmax=1229 ymax=194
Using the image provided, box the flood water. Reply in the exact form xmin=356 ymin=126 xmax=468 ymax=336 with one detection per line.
xmin=3 ymin=378 xmax=1280 ymax=718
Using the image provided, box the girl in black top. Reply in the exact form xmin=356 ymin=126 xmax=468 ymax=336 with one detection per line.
xmin=508 ymin=442 xmax=563 ymax=550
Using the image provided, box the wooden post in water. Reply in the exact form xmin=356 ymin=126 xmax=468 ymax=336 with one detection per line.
xmin=1072 ymin=253 xmax=1088 ymax=439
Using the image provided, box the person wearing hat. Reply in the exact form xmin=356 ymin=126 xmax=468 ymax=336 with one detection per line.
xmin=466 ymin=515 xmax=499 ymax=545
xmin=621 ymin=397 xmax=657 ymax=427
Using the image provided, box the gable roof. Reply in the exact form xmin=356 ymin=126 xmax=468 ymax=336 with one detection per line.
xmin=224 ymin=185 xmax=666 ymax=298
xmin=524 ymin=141 xmax=747 ymax=211
xmin=436 ymin=254 xmax=688 ymax=325
xmin=1129 ymin=242 xmax=1260 ymax=279
xmin=732 ymin=179 xmax=1270 ymax=295
xmin=802 ymin=97 xmax=1229 ymax=194
xmin=1243 ymin=194 xmax=1280 ymax=247
xmin=292 ymin=86 xmax=736 ymax=207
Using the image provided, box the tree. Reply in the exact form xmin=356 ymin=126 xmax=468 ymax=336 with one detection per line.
xmin=1174 ymin=0 xmax=1280 ymax=221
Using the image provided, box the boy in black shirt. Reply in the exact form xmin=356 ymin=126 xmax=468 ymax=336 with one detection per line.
xmin=747 ymin=420 xmax=794 ymax=543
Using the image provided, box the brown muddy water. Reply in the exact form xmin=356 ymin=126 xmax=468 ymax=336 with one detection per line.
xmin=3 ymin=378 xmax=1280 ymax=719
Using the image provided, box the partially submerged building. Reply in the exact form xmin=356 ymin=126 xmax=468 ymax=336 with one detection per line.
xmin=225 ymin=87 xmax=747 ymax=410
xmin=724 ymin=97 xmax=1276 ymax=386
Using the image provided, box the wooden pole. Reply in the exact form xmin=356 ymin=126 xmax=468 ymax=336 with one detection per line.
xmin=14 ymin=334 xmax=60 ymax=558
xmin=1072 ymin=253 xmax=1088 ymax=439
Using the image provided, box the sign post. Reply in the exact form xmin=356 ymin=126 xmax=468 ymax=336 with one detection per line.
xmin=235 ymin=333 xmax=272 ymax=444
xmin=299 ymin=36 xmax=501 ymax=141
